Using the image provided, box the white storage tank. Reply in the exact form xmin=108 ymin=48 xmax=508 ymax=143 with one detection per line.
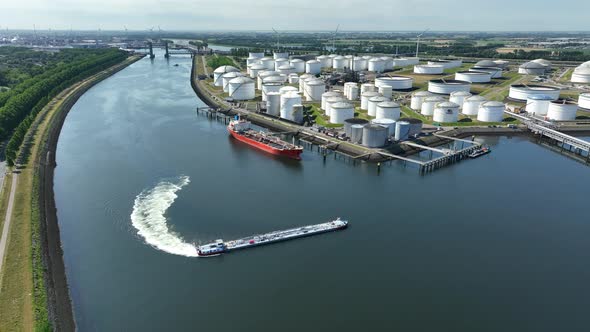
xmin=526 ymin=95 xmax=553 ymax=115
xmin=325 ymin=96 xmax=346 ymax=116
xmin=381 ymin=57 xmax=394 ymax=71
xmin=249 ymin=52 xmax=265 ymax=59
xmin=228 ymin=77 xmax=255 ymax=100
xmin=344 ymin=55 xmax=354 ymax=68
xmin=317 ymin=55 xmax=332 ymax=68
xmin=273 ymin=52 xmax=289 ymax=60
xmin=462 ymin=95 xmax=487 ymax=116
xmin=414 ymin=65 xmax=444 ymax=74
xmin=298 ymin=74 xmax=313 ymax=92
xmin=362 ymin=124 xmax=388 ymax=147
xmin=421 ymin=96 xmax=445 ymax=116
xmin=277 ymin=65 xmax=296 ymax=75
xmin=333 ymin=56 xmax=347 ymax=70
xmin=449 ymin=91 xmax=472 ymax=109
xmin=394 ymin=121 xmax=411 ymax=141
xmin=368 ymin=58 xmax=385 ymax=73
xmin=376 ymin=101 xmax=401 ymax=120
xmin=571 ymin=67 xmax=590 ymax=84
xmin=477 ymin=101 xmax=505 ymax=122
xmin=518 ymin=61 xmax=546 ymax=75
xmin=306 ymin=60 xmax=322 ymax=75
xmin=471 ymin=66 xmax=503 ymax=79
xmin=222 ymin=72 xmax=244 ymax=92
xmin=368 ymin=96 xmax=390 ymax=117
xmin=344 ymin=82 xmax=357 ymax=99
xmin=360 ymin=91 xmax=380 ymax=110
xmin=361 ymin=83 xmax=376 ymax=94
xmin=263 ymin=75 xmax=287 ymax=85
xmin=493 ymin=60 xmax=510 ymax=69
xmin=410 ymin=91 xmax=432 ymax=110
xmin=266 ymin=92 xmax=281 ymax=116
xmin=508 ymin=84 xmax=560 ymax=101
xmin=405 ymin=57 xmax=420 ymax=66
xmin=292 ymin=104 xmax=304 ymax=124
xmin=428 ymin=79 xmax=471 ymax=95
xmin=248 ymin=63 xmax=266 ymax=79
xmin=280 ymin=91 xmax=302 ymax=121
xmin=279 ymin=86 xmax=298 ymax=95
xmin=322 ymin=91 xmax=341 ymax=111
xmin=352 ymin=57 xmax=366 ymax=71
xmin=433 ymin=101 xmax=460 ymax=123
xmin=532 ymin=59 xmax=552 ymax=70
xmin=546 ymin=100 xmax=578 ymax=121
xmin=257 ymin=71 xmax=280 ymax=90
xmin=578 ymin=93 xmax=590 ymax=109
xmin=344 ymin=118 xmax=369 ymax=137
xmin=348 ymin=86 xmax=359 ymax=101
xmin=393 ymin=58 xmax=409 ymax=67
xmin=274 ymin=58 xmax=289 ymax=71
xmin=475 ymin=60 xmax=498 ymax=67
xmin=288 ymin=73 xmax=299 ymax=84
xmin=259 ymin=57 xmax=276 ymax=71
xmin=330 ymin=102 xmax=355 ymax=124
xmin=289 ymin=59 xmax=305 ymax=73
xmin=350 ymin=124 xmax=365 ymax=143
xmin=213 ymin=65 xmax=240 ymax=86
xmin=304 ymin=80 xmax=325 ymax=101
xmin=371 ymin=118 xmax=396 ymax=137
xmin=261 ymin=82 xmax=282 ymax=101
xmin=428 ymin=60 xmax=454 ymax=69
xmin=375 ymin=76 xmax=413 ymax=90
xmin=455 ymin=71 xmax=492 ymax=83
xmin=379 ymin=86 xmax=393 ymax=99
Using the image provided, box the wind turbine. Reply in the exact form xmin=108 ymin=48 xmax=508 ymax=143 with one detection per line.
xmin=415 ymin=28 xmax=429 ymax=58
xmin=332 ymin=24 xmax=340 ymax=51
xmin=272 ymin=28 xmax=280 ymax=51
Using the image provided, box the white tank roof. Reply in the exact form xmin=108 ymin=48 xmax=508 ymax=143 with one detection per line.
xmin=532 ymin=59 xmax=551 ymax=66
xmin=450 ymin=91 xmax=472 ymax=97
xmin=250 ymin=64 xmax=266 ymax=70
xmin=214 ymin=65 xmax=239 ymax=73
xmin=331 ymin=102 xmax=354 ymax=109
xmin=466 ymin=95 xmax=487 ymax=101
xmin=475 ymin=60 xmax=497 ymax=67
xmin=574 ymin=67 xmax=590 ymax=75
xmin=377 ymin=101 xmax=400 ymax=107
xmin=413 ymin=91 xmax=432 ymax=97
xmin=229 ymin=76 xmax=253 ymax=84
xmin=436 ymin=101 xmax=460 ymax=108
xmin=481 ymin=101 xmax=504 ymax=107
xmin=306 ymin=60 xmax=321 ymax=64
xmin=520 ymin=61 xmax=545 ymax=69
xmin=290 ymin=59 xmax=304 ymax=63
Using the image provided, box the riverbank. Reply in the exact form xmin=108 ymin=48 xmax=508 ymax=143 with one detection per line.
xmin=0 ymin=54 xmax=143 ymax=332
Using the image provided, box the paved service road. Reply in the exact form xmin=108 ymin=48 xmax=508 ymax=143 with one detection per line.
xmin=0 ymin=172 xmax=18 ymax=288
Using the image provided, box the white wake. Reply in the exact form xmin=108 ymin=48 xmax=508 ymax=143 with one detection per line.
xmin=130 ymin=176 xmax=198 ymax=257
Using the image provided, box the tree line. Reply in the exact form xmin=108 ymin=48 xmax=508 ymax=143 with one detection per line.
xmin=2 ymin=49 xmax=128 ymax=166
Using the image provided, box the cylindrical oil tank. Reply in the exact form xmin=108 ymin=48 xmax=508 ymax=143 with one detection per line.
xmin=306 ymin=60 xmax=322 ymax=75
xmin=349 ymin=86 xmax=359 ymax=101
xmin=381 ymin=57 xmax=394 ymax=71
xmin=371 ymin=118 xmax=396 ymax=137
xmin=352 ymin=57 xmax=366 ymax=71
xmin=228 ymin=77 xmax=255 ymax=100
xmin=421 ymin=96 xmax=445 ymax=116
xmin=249 ymin=63 xmax=266 ymax=79
xmin=546 ymin=99 xmax=578 ymax=121
xmin=410 ymin=91 xmax=433 ymax=110
xmin=279 ymin=86 xmax=298 ymax=95
xmin=325 ymin=96 xmax=346 ymax=116
xmin=280 ymin=91 xmax=302 ymax=121
xmin=571 ymin=67 xmax=590 ymax=84
xmin=399 ymin=118 xmax=423 ymax=136
xmin=433 ymin=101 xmax=460 ymax=123
xmin=257 ymin=70 xmax=280 ymax=90
xmin=428 ymin=79 xmax=471 ymax=95
xmin=477 ymin=101 xmax=505 ymax=122
xmin=277 ymin=65 xmax=296 ymax=75
xmin=471 ymin=66 xmax=503 ymax=78
xmin=449 ymin=91 xmax=472 ymax=109
xmin=518 ymin=62 xmax=546 ymax=75
xmin=361 ymin=83 xmax=376 ymax=94
xmin=317 ymin=55 xmax=332 ymax=68
xmin=508 ymin=84 xmax=560 ymax=101
xmin=288 ymin=73 xmax=299 ymax=84
xmin=578 ymin=93 xmax=590 ymax=109
xmin=362 ymin=124 xmax=388 ymax=148
xmin=368 ymin=58 xmax=385 ymax=73
xmin=376 ymin=101 xmax=401 ymax=120
xmin=261 ymin=82 xmax=282 ymax=101
xmin=259 ymin=57 xmax=275 ymax=71
xmin=406 ymin=57 xmax=420 ymax=66
xmin=414 ymin=65 xmax=444 ymax=74
xmin=222 ymin=72 xmax=244 ymax=92
xmin=273 ymin=52 xmax=289 ymax=60
xmin=344 ymin=82 xmax=357 ymax=99
xmin=249 ymin=52 xmax=265 ymax=59
xmin=274 ymin=58 xmax=289 ymax=71
xmin=428 ymin=60 xmax=452 ymax=69
xmin=305 ymin=80 xmax=325 ymax=101
xmin=266 ymin=92 xmax=281 ymax=116
xmin=361 ymin=91 xmax=380 ymax=110
xmin=455 ymin=71 xmax=492 ymax=83
xmin=350 ymin=124 xmax=365 ymax=144
xmin=263 ymin=75 xmax=287 ymax=85
xmin=333 ymin=56 xmax=347 ymax=70
xmin=322 ymin=91 xmax=341 ymax=111
xmin=298 ymin=74 xmax=313 ymax=92
xmin=394 ymin=121 xmax=410 ymax=141
xmin=213 ymin=65 xmax=239 ymax=86
xmin=290 ymin=59 xmax=305 ymax=73
xmin=493 ymin=60 xmax=510 ymax=69
xmin=526 ymin=95 xmax=553 ymax=115
xmin=330 ymin=102 xmax=355 ymax=124
xmin=368 ymin=96 xmax=390 ymax=117
xmin=462 ymin=95 xmax=487 ymax=115
xmin=375 ymin=76 xmax=413 ymax=90
xmin=378 ymin=86 xmax=393 ymax=99
xmin=344 ymin=118 xmax=369 ymax=137
xmin=292 ymin=104 xmax=304 ymax=124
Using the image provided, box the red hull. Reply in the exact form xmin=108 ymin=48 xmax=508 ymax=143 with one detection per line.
xmin=228 ymin=128 xmax=302 ymax=160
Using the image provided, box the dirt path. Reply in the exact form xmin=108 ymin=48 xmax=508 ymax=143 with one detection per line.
xmin=0 ymin=172 xmax=18 ymax=283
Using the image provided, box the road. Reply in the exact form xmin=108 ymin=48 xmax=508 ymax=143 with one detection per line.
xmin=0 ymin=172 xmax=18 ymax=286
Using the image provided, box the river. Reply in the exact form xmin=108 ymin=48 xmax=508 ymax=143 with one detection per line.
xmin=54 ymin=51 xmax=590 ymax=331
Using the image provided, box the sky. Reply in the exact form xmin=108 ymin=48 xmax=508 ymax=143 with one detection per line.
xmin=1 ymin=0 xmax=589 ymax=32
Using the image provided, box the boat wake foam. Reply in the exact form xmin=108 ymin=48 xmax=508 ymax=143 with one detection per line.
xmin=130 ymin=176 xmax=198 ymax=257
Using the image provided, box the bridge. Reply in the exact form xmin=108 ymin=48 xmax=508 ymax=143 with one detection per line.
xmin=126 ymin=41 xmax=201 ymax=59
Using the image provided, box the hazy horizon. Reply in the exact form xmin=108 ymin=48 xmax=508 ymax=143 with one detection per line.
xmin=1 ymin=0 xmax=589 ymax=32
